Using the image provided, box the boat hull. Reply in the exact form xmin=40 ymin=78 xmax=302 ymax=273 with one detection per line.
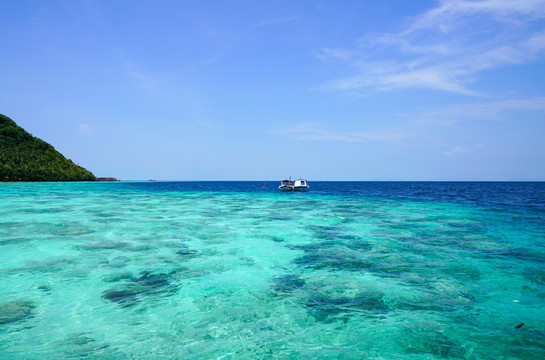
xmin=279 ymin=185 xmax=293 ymax=191
xmin=293 ymin=186 xmax=309 ymax=192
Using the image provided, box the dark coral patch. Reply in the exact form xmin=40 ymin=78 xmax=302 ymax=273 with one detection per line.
xmin=271 ymin=275 xmax=306 ymax=293
xmin=38 ymin=285 xmax=52 ymax=293
xmin=293 ymin=251 xmax=372 ymax=272
xmin=482 ymin=247 xmax=545 ymax=263
xmin=289 ymin=241 xmax=338 ymax=252
xmin=176 ymin=249 xmax=199 ymax=260
xmin=343 ymin=239 xmax=373 ymax=251
xmin=0 ymin=300 xmax=35 ymax=324
xmin=102 ymin=288 xmax=143 ymax=304
xmin=133 ymin=271 xmax=170 ymax=287
xmin=524 ymin=269 xmax=545 ymax=284
xmin=305 ymin=292 xmax=389 ymax=323
xmin=292 ymin=238 xmax=372 ymax=252
xmin=101 ymin=271 xmax=176 ymax=307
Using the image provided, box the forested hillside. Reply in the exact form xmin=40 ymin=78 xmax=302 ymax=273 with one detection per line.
xmin=0 ymin=114 xmax=96 ymax=181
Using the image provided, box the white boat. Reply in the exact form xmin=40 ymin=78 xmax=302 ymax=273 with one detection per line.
xmin=279 ymin=179 xmax=293 ymax=191
xmin=279 ymin=178 xmax=310 ymax=192
xmin=292 ymin=179 xmax=309 ymax=192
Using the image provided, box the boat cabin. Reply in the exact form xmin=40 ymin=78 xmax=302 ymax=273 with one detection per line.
xmin=280 ymin=179 xmax=292 ymax=187
xmin=292 ymin=179 xmax=309 ymax=192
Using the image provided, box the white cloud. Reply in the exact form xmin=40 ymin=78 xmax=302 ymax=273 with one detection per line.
xmin=406 ymin=0 xmax=545 ymax=33
xmin=319 ymin=0 xmax=545 ymax=95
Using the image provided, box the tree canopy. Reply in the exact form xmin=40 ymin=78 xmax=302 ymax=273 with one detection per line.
xmin=0 ymin=114 xmax=96 ymax=181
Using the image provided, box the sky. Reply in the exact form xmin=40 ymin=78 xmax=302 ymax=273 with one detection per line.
xmin=1 ymin=0 xmax=545 ymax=181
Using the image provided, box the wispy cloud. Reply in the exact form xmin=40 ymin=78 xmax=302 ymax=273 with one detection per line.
xmin=251 ymin=16 xmax=298 ymax=28
xmin=123 ymin=62 xmax=163 ymax=93
xmin=418 ymin=96 xmax=545 ymax=121
xmin=121 ymin=62 xmax=196 ymax=102
xmin=442 ymin=144 xmax=484 ymax=156
xmin=276 ymin=96 xmax=545 ymax=144
xmin=77 ymin=124 xmax=92 ymax=135
xmin=196 ymin=119 xmax=219 ymax=130
xmin=276 ymin=121 xmax=427 ymax=143
xmin=200 ymin=52 xmax=223 ymax=65
xmin=319 ymin=0 xmax=545 ymax=95
xmin=404 ymin=0 xmax=545 ymax=33
xmin=316 ymin=48 xmax=362 ymax=61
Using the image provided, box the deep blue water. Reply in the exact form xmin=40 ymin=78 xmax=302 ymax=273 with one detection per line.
xmin=115 ymin=181 xmax=545 ymax=208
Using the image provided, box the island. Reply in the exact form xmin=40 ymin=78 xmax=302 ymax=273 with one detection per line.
xmin=0 ymin=113 xmax=96 ymax=182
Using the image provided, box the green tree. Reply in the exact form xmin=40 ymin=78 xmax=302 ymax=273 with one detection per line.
xmin=0 ymin=114 xmax=96 ymax=182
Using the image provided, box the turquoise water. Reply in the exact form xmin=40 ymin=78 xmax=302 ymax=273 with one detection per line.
xmin=1 ymin=181 xmax=544 ymax=359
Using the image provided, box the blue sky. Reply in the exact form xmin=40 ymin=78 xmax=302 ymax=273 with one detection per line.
xmin=1 ymin=0 xmax=545 ymax=180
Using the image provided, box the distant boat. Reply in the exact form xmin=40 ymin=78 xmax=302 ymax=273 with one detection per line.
xmin=279 ymin=178 xmax=309 ymax=192
xmin=279 ymin=179 xmax=293 ymax=191
xmin=292 ymin=179 xmax=309 ymax=192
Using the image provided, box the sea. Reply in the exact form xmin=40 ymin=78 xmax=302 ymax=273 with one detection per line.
xmin=0 ymin=181 xmax=544 ymax=359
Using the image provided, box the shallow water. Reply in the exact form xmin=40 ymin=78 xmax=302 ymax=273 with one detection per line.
xmin=1 ymin=181 xmax=544 ymax=359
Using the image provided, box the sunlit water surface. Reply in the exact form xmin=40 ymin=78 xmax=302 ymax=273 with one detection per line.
xmin=1 ymin=181 xmax=544 ymax=359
